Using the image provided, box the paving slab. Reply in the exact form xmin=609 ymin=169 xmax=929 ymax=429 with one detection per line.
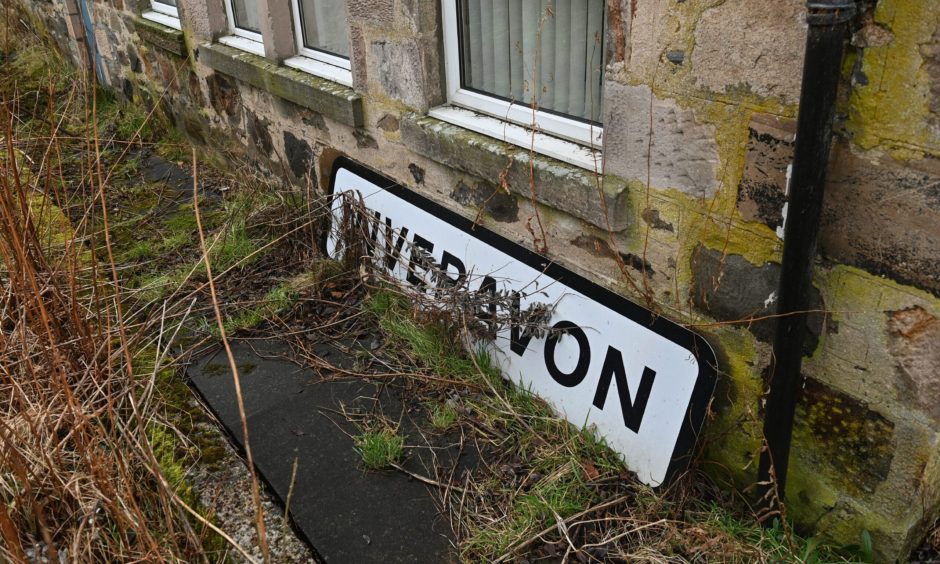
xmin=188 ymin=340 xmax=456 ymax=563
xmin=142 ymin=153 xmax=197 ymax=191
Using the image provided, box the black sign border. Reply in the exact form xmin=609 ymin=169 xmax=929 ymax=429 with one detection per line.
xmin=327 ymin=156 xmax=719 ymax=486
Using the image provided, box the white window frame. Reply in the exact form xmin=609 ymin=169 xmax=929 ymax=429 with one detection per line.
xmin=433 ymin=0 xmax=604 ymax=169
xmin=284 ymin=0 xmax=353 ymax=86
xmin=141 ymin=0 xmax=181 ymax=30
xmin=220 ymin=0 xmax=265 ymax=56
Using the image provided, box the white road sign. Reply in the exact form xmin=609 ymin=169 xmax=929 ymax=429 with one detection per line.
xmin=326 ymin=158 xmax=717 ymax=486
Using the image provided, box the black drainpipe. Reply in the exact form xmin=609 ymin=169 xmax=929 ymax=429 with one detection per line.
xmin=757 ymin=0 xmax=856 ymax=512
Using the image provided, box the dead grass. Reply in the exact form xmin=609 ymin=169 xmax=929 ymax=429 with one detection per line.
xmin=0 ymin=65 xmax=216 ymax=564
xmin=0 ymin=12 xmax=317 ymax=560
xmin=350 ymin=284 xmax=871 ymax=562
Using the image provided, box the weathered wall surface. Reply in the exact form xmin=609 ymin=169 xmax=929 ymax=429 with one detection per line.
xmin=20 ymin=0 xmax=940 ymax=559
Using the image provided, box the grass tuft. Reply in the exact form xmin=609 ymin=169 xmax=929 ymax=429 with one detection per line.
xmin=366 ymin=290 xmax=479 ymax=381
xmin=220 ymin=282 xmax=297 ymax=335
xmin=428 ymin=402 xmax=459 ymax=431
xmin=355 ymin=429 xmax=405 ymax=470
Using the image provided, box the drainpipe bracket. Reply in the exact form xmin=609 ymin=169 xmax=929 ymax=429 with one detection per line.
xmin=806 ymin=1 xmax=857 ymax=26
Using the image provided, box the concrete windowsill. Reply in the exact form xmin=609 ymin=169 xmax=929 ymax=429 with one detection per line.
xmin=198 ymin=42 xmax=363 ymax=128
xmin=135 ymin=15 xmax=186 ymax=57
xmin=400 ymin=113 xmax=630 ymax=231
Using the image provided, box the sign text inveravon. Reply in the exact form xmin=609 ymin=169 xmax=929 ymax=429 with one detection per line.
xmin=327 ymin=158 xmax=717 ymax=486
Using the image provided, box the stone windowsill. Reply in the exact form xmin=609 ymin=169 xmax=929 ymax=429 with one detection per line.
xmin=135 ymin=16 xmax=186 ymax=57
xmin=400 ymin=113 xmax=630 ymax=231
xmin=198 ymin=43 xmax=363 ymax=128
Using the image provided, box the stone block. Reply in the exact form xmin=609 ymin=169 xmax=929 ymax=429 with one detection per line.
xmin=198 ymin=42 xmax=364 ymax=127
xmin=349 ymin=24 xmax=368 ymax=90
xmin=368 ymin=37 xmax=442 ymax=112
xmin=790 ymin=413 xmax=940 ymax=563
xmin=794 ymin=265 xmax=940 ymax=560
xmin=247 ymin=111 xmax=273 ymax=156
xmin=820 ymin=144 xmax=940 ymax=296
xmin=284 ymin=131 xmax=315 ymax=182
xmin=887 ymin=306 xmax=940 ymax=422
xmin=691 ymin=0 xmax=806 ymax=105
xmin=846 ymin=2 xmax=940 ymax=158
xmin=793 ymin=378 xmax=895 ymax=496
xmin=401 ymin=113 xmax=632 ymax=231
xmin=449 ymin=179 xmax=519 ymax=223
xmin=206 ymin=71 xmax=241 ymax=118
xmin=603 ymin=83 xmax=719 ymax=198
xmin=923 ymin=25 xmax=940 ymax=131
xmin=690 ymin=244 xmax=823 ymax=353
xmin=737 ymin=114 xmax=796 ymax=231
xmin=346 ymin=0 xmax=394 ymax=25
xmin=178 ymin=0 xmax=226 ymax=43
xmin=258 ymin=0 xmax=296 ymax=61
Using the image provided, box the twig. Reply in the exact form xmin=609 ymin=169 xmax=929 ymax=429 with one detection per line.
xmin=495 ymin=494 xmax=633 ymax=562
xmin=389 ymin=463 xmax=470 ymax=493
xmin=192 ymin=148 xmax=271 ymax=563
xmin=283 ymin=455 xmax=299 ymax=527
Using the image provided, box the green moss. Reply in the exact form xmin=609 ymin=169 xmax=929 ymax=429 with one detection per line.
xmin=198 ymin=444 xmax=228 ymax=470
xmin=845 ymin=0 xmax=940 ymax=159
xmin=153 ymin=202 xmax=224 ymax=257
xmin=156 ymin=126 xmax=190 ymax=162
xmin=201 ymin=363 xmax=227 ymax=377
xmin=26 ymin=193 xmax=76 ymax=251
xmin=135 ymin=348 xmax=228 ymax=554
xmin=700 ymin=327 xmax=764 ymax=490
xmin=0 ymin=42 xmax=70 ymax=94
xmin=148 ymin=423 xmax=196 ymax=505
xmin=94 ymin=92 xmax=157 ymax=143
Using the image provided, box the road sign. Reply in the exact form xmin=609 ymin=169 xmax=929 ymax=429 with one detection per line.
xmin=327 ymin=157 xmax=717 ymax=486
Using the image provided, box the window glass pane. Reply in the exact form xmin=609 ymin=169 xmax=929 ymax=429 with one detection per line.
xmin=458 ymin=0 xmax=604 ymax=123
xmin=299 ymin=0 xmax=350 ymax=58
xmin=232 ymin=0 xmax=261 ymax=34
xmin=153 ymin=0 xmax=177 ymax=7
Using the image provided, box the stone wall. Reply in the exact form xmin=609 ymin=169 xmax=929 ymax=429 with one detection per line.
xmin=19 ymin=0 xmax=940 ymax=558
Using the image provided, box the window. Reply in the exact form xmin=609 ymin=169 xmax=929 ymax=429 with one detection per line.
xmin=220 ymin=0 xmax=265 ymax=56
xmin=435 ymin=0 xmax=605 ymax=168
xmin=142 ymin=0 xmax=181 ymax=30
xmin=285 ymin=0 xmax=352 ymax=86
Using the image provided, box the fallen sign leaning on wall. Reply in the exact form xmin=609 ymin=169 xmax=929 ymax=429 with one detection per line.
xmin=326 ymin=157 xmax=717 ymax=487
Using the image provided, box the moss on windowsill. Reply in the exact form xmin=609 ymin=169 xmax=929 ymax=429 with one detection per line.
xmin=198 ymin=42 xmax=363 ymax=128
xmin=135 ymin=16 xmax=186 ymax=57
xmin=399 ymin=113 xmax=630 ymax=231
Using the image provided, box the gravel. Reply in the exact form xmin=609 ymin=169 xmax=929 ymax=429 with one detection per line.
xmin=188 ymin=421 xmax=317 ymax=563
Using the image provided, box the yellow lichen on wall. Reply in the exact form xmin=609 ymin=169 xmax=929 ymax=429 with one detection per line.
xmin=699 ymin=326 xmax=765 ymax=490
xmin=633 ymin=91 xmax=786 ymax=294
xmin=847 ymin=0 xmax=940 ymax=160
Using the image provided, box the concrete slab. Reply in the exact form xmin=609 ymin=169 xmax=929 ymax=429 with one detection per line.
xmin=188 ymin=340 xmax=457 ymax=563
xmin=142 ymin=153 xmax=197 ymax=192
